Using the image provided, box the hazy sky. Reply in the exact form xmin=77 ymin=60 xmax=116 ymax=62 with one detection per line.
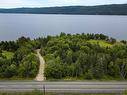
xmin=0 ymin=0 xmax=127 ymax=8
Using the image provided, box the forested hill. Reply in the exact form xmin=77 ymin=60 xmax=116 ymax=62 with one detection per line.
xmin=0 ymin=4 xmax=127 ymax=15
xmin=0 ymin=33 xmax=127 ymax=80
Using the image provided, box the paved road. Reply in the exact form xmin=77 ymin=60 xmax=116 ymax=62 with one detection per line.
xmin=0 ymin=81 xmax=127 ymax=93
xmin=35 ymin=49 xmax=45 ymax=81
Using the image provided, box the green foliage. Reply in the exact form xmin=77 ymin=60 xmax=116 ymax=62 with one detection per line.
xmin=0 ymin=37 xmax=39 ymax=79
xmin=18 ymin=53 xmax=39 ymax=78
xmin=41 ymin=33 xmax=127 ymax=80
xmin=0 ymin=33 xmax=127 ymax=80
xmin=2 ymin=51 xmax=14 ymax=59
xmin=87 ymin=40 xmax=112 ymax=47
xmin=44 ymin=55 xmax=65 ymax=79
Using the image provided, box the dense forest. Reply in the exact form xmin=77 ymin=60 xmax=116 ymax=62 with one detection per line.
xmin=40 ymin=33 xmax=127 ymax=80
xmin=0 ymin=4 xmax=127 ymax=15
xmin=0 ymin=33 xmax=127 ymax=80
xmin=0 ymin=37 xmax=40 ymax=79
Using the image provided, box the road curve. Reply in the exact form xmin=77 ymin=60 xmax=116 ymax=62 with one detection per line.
xmin=0 ymin=81 xmax=127 ymax=93
xmin=35 ymin=49 xmax=45 ymax=81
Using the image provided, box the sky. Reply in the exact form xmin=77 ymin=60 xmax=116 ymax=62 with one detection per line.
xmin=0 ymin=0 xmax=127 ymax=8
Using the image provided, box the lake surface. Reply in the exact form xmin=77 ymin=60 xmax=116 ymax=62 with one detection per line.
xmin=0 ymin=14 xmax=127 ymax=41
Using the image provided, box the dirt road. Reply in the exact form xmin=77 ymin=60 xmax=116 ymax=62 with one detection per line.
xmin=35 ymin=49 xmax=45 ymax=81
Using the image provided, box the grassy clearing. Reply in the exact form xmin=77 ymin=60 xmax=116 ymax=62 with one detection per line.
xmin=2 ymin=51 xmax=14 ymax=59
xmin=0 ymin=90 xmax=126 ymax=95
xmin=87 ymin=40 xmax=112 ymax=47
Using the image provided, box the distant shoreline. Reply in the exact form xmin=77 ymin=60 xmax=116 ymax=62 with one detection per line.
xmin=0 ymin=4 xmax=127 ymax=15
xmin=1 ymin=13 xmax=127 ymax=16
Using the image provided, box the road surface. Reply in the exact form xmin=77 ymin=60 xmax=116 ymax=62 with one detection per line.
xmin=35 ymin=49 xmax=45 ymax=81
xmin=0 ymin=81 xmax=127 ymax=93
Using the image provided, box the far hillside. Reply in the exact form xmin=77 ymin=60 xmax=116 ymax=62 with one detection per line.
xmin=0 ymin=4 xmax=127 ymax=15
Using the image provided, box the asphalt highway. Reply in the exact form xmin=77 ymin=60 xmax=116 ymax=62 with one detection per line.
xmin=0 ymin=81 xmax=127 ymax=93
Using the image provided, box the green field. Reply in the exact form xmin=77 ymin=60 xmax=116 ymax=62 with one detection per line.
xmin=2 ymin=51 xmax=14 ymax=59
xmin=87 ymin=40 xmax=112 ymax=47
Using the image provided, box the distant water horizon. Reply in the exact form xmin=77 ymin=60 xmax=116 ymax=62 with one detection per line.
xmin=0 ymin=14 xmax=127 ymax=41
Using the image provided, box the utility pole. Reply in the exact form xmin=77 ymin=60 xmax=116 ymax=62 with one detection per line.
xmin=43 ymin=85 xmax=46 ymax=95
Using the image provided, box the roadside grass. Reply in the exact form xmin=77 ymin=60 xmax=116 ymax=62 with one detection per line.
xmin=0 ymin=93 xmax=123 ymax=95
xmin=2 ymin=51 xmax=14 ymax=59
xmin=87 ymin=40 xmax=112 ymax=47
xmin=124 ymin=90 xmax=127 ymax=95
xmin=0 ymin=89 xmax=126 ymax=95
xmin=0 ymin=77 xmax=34 ymax=80
xmin=46 ymin=76 xmax=126 ymax=81
xmin=0 ymin=91 xmax=122 ymax=95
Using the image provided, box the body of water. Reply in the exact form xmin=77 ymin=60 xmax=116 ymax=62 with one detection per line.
xmin=0 ymin=14 xmax=127 ymax=41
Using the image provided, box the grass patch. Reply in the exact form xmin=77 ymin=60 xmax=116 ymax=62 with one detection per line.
xmin=87 ymin=40 xmax=112 ymax=47
xmin=0 ymin=91 xmax=122 ymax=95
xmin=0 ymin=90 xmax=126 ymax=95
xmin=2 ymin=51 xmax=14 ymax=59
xmin=0 ymin=75 xmax=36 ymax=80
xmin=46 ymin=75 xmax=126 ymax=81
xmin=0 ymin=90 xmax=42 ymax=95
